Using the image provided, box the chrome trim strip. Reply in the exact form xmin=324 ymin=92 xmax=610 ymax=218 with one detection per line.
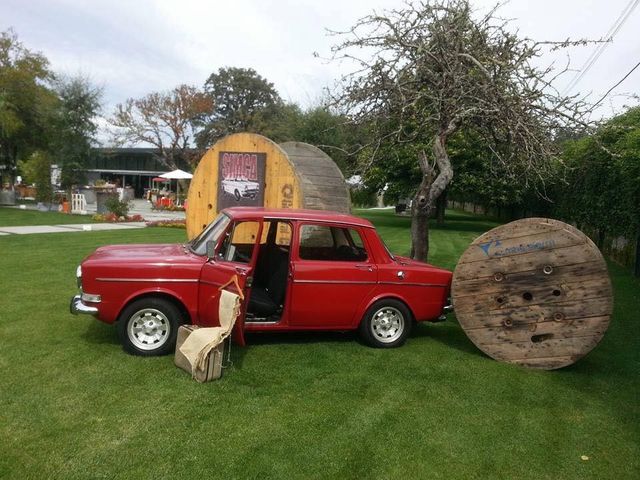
xmin=272 ymin=218 xmax=375 ymax=229
xmin=379 ymin=282 xmax=448 ymax=287
xmin=293 ymin=280 xmax=447 ymax=287
xmin=282 ymin=279 xmax=448 ymax=287
xmin=293 ymin=279 xmax=377 ymax=285
xmin=96 ymin=278 xmax=198 ymax=283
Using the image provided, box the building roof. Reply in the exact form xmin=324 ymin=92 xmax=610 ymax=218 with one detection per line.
xmin=92 ymin=147 xmax=161 ymax=155
xmin=222 ymin=207 xmax=374 ymax=228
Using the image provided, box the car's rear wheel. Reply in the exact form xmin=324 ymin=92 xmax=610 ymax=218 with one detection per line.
xmin=359 ymin=299 xmax=412 ymax=348
xmin=234 ymin=189 xmax=241 ymax=201
xmin=117 ymin=298 xmax=183 ymax=356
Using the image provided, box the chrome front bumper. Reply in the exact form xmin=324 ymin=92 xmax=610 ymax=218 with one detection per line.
xmin=70 ymin=295 xmax=99 ymax=316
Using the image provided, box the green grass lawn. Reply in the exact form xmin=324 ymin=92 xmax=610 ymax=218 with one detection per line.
xmin=0 ymin=206 xmax=98 ymax=227
xmin=0 ymin=208 xmax=637 ymax=479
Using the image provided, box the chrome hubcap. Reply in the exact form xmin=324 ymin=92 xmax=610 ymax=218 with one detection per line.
xmin=371 ymin=306 xmax=404 ymax=343
xmin=127 ymin=308 xmax=170 ymax=351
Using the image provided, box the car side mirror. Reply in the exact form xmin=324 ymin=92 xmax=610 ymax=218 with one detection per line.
xmin=206 ymin=240 xmax=216 ymax=260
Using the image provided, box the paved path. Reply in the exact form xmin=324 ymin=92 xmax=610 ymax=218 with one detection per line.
xmin=1 ymin=199 xmax=186 ymax=235
xmin=0 ymin=222 xmax=149 ymax=235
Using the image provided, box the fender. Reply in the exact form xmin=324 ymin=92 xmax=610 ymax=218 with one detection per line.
xmin=350 ymin=291 xmax=416 ymax=329
xmin=114 ymin=286 xmax=195 ymax=325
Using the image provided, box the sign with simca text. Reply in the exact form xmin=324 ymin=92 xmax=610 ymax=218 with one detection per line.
xmin=217 ymin=152 xmax=266 ymax=209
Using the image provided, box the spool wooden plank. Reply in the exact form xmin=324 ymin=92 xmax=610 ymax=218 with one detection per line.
xmin=451 ymin=218 xmax=613 ymax=370
xmin=280 ymin=141 xmax=351 ymax=214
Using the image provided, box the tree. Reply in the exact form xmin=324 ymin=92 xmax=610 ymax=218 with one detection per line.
xmin=53 ymin=75 xmax=102 ymax=189
xmin=557 ymin=107 xmax=640 ymax=240
xmin=330 ymin=0 xmax=591 ymax=260
xmin=109 ymin=84 xmax=212 ymax=170
xmin=293 ymin=106 xmax=359 ymax=173
xmin=29 ymin=151 xmax=53 ymax=204
xmin=196 ymin=67 xmax=282 ymax=147
xmin=0 ymin=29 xmax=57 ymax=185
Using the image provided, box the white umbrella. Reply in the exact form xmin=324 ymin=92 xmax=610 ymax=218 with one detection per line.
xmin=159 ymin=169 xmax=193 ymax=205
xmin=159 ymin=169 xmax=193 ymax=180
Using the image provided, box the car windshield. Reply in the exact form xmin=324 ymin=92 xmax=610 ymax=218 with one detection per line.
xmin=188 ymin=213 xmax=232 ymax=256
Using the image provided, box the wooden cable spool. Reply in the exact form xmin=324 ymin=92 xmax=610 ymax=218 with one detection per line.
xmin=186 ymin=133 xmax=350 ymax=239
xmin=451 ymin=218 xmax=613 ymax=370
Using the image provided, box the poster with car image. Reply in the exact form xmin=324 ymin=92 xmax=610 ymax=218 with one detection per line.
xmin=217 ymin=152 xmax=266 ymax=209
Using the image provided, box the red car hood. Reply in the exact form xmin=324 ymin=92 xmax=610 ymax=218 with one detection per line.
xmin=88 ymin=243 xmax=190 ymax=263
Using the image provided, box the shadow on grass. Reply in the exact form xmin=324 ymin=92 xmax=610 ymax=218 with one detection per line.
xmin=245 ymin=330 xmax=356 ymax=346
xmin=413 ymin=319 xmax=486 ymax=359
xmin=231 ymin=331 xmax=358 ymax=370
xmin=81 ymin=321 xmax=120 ymax=346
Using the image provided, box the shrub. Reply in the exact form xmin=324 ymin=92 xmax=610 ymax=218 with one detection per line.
xmin=104 ymin=196 xmax=131 ymax=218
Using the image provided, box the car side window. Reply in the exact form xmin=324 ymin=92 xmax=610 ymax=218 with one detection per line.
xmin=218 ymin=221 xmax=260 ymax=263
xmin=299 ymin=225 xmax=368 ymax=261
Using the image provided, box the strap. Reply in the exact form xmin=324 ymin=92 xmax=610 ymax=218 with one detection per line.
xmin=218 ymin=274 xmax=245 ymax=300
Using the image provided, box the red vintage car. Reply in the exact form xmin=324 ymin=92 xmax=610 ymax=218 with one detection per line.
xmin=71 ymin=207 xmax=453 ymax=355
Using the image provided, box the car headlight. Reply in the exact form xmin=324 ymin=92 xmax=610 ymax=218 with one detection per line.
xmin=76 ymin=265 xmax=82 ymax=288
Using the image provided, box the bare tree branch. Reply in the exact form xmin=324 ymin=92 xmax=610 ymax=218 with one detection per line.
xmin=328 ymin=0 xmax=596 ymax=260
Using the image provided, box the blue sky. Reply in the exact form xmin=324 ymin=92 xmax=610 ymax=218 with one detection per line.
xmin=2 ymin=0 xmax=639 ymax=142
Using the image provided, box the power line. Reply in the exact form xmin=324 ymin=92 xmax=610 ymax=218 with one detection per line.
xmin=592 ymin=58 xmax=640 ymax=109
xmin=563 ymin=0 xmax=640 ymax=95
xmin=563 ymin=0 xmax=638 ymax=94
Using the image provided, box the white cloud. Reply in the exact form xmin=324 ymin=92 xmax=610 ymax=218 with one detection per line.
xmin=2 ymin=0 xmax=638 ymax=135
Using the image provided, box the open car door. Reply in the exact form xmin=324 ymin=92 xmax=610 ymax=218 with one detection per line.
xmin=198 ymin=219 xmax=263 ymax=346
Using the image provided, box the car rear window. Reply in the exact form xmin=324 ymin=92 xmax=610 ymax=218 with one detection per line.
xmin=298 ymin=224 xmax=368 ymax=262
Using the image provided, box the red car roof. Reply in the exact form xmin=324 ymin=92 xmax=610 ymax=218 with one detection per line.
xmin=222 ymin=207 xmax=374 ymax=228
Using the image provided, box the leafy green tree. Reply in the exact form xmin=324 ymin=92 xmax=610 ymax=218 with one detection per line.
xmin=29 ymin=150 xmax=53 ymax=203
xmin=196 ymin=67 xmax=282 ymax=147
xmin=256 ymin=102 xmax=302 ymax=143
xmin=292 ymin=106 xmax=358 ymax=173
xmin=53 ymin=76 xmax=102 ymax=189
xmin=0 ymin=29 xmax=57 ymax=185
xmin=557 ymin=107 xmax=640 ymax=240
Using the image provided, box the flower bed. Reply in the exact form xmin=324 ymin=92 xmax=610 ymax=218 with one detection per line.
xmin=91 ymin=213 xmax=145 ymax=223
xmin=153 ymin=204 xmax=186 ymax=212
xmin=145 ymin=219 xmax=186 ymax=229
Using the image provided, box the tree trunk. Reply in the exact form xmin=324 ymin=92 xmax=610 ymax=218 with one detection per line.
xmin=410 ymin=130 xmax=455 ymax=262
xmin=410 ymin=170 xmax=433 ymax=260
xmin=436 ymin=188 xmax=447 ymax=225
xmin=635 ymin=233 xmax=640 ymax=278
xmin=597 ymin=228 xmax=605 ymax=250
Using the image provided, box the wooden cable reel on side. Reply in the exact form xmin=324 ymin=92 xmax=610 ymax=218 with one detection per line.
xmin=451 ymin=218 xmax=613 ymax=370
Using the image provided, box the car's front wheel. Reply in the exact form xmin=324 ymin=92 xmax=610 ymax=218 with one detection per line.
xmin=117 ymin=298 xmax=183 ymax=356
xmin=359 ymin=299 xmax=412 ymax=348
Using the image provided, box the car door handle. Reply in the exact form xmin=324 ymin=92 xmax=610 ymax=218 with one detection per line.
xmin=235 ymin=267 xmax=248 ymax=276
xmin=355 ymin=264 xmax=373 ymax=271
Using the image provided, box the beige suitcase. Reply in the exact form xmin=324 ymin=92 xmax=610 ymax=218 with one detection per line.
xmin=174 ymin=325 xmax=225 ymax=382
